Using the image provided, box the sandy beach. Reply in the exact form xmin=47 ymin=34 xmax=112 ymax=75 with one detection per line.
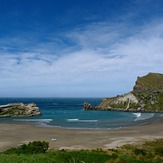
xmin=0 ymin=117 xmax=163 ymax=152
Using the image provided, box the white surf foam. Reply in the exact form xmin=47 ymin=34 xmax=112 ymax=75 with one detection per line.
xmin=132 ymin=113 xmax=141 ymax=117
xmin=67 ymin=119 xmax=98 ymax=123
xmin=67 ymin=119 xmax=79 ymax=122
xmin=134 ymin=113 xmax=154 ymax=121
xmin=14 ymin=119 xmax=53 ymax=123
xmin=78 ymin=120 xmax=98 ymax=123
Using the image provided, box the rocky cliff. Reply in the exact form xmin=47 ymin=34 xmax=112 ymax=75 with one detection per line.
xmin=84 ymin=73 xmax=163 ymax=112
xmin=0 ymin=103 xmax=41 ymax=117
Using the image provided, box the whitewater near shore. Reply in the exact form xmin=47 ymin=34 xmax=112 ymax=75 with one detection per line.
xmin=0 ymin=116 xmax=163 ymax=151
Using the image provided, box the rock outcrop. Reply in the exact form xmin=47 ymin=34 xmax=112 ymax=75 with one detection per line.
xmin=0 ymin=103 xmax=41 ymax=117
xmin=84 ymin=102 xmax=96 ymax=110
xmin=83 ymin=73 xmax=163 ymax=112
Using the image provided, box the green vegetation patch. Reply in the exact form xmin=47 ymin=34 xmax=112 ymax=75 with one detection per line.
xmin=0 ymin=139 xmax=163 ymax=163
xmin=134 ymin=73 xmax=163 ymax=91
xmin=4 ymin=141 xmax=49 ymax=154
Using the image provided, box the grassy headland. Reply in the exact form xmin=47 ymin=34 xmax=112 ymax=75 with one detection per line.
xmin=84 ymin=73 xmax=163 ymax=112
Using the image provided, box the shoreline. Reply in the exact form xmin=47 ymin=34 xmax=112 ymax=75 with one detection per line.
xmin=0 ymin=117 xmax=163 ymax=152
xmin=0 ymin=110 xmax=162 ymax=130
xmin=0 ymin=113 xmax=161 ymax=131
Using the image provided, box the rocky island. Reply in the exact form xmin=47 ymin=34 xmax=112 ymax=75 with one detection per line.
xmin=0 ymin=103 xmax=41 ymax=117
xmin=84 ymin=72 xmax=163 ymax=112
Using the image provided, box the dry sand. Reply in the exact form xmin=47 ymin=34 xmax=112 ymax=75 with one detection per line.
xmin=0 ymin=118 xmax=163 ymax=151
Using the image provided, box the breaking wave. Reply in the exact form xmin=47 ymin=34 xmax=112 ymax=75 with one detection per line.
xmin=132 ymin=113 xmax=141 ymax=117
xmin=67 ymin=119 xmax=98 ymax=123
xmin=14 ymin=119 xmax=53 ymax=123
xmin=133 ymin=113 xmax=155 ymax=121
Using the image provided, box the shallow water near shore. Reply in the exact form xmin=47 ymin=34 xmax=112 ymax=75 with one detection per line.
xmin=0 ymin=98 xmax=162 ymax=129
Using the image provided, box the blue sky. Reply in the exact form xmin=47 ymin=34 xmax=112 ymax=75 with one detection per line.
xmin=0 ymin=0 xmax=163 ymax=97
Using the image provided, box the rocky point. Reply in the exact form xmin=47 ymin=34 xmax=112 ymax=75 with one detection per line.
xmin=0 ymin=103 xmax=41 ymax=117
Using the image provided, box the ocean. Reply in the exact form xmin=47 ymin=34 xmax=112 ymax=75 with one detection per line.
xmin=0 ymin=98 xmax=162 ymax=129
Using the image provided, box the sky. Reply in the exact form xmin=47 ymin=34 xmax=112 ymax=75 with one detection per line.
xmin=0 ymin=0 xmax=163 ymax=97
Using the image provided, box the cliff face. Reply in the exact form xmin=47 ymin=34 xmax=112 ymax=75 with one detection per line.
xmin=0 ymin=103 xmax=41 ymax=117
xmin=83 ymin=73 xmax=163 ymax=112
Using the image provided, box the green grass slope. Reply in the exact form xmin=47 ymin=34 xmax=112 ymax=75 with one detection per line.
xmin=133 ymin=73 xmax=163 ymax=111
xmin=133 ymin=72 xmax=163 ymax=92
xmin=0 ymin=139 xmax=163 ymax=163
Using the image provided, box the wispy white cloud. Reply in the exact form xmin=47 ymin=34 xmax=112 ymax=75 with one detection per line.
xmin=0 ymin=19 xmax=163 ymax=97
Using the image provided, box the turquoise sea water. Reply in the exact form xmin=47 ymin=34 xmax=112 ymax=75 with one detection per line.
xmin=0 ymin=98 xmax=162 ymax=129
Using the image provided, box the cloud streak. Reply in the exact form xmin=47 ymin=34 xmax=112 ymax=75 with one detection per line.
xmin=0 ymin=18 xmax=163 ymax=97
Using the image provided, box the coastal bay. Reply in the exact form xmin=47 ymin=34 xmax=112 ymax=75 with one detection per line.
xmin=0 ymin=97 xmax=163 ymax=152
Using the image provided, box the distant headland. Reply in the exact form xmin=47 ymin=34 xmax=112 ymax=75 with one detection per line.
xmin=0 ymin=103 xmax=41 ymax=117
xmin=84 ymin=72 xmax=163 ymax=112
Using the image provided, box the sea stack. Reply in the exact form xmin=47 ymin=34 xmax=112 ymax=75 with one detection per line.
xmin=83 ymin=72 xmax=163 ymax=112
xmin=0 ymin=103 xmax=41 ymax=117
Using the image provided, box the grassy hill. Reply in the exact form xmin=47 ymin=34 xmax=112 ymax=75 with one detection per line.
xmin=133 ymin=73 xmax=163 ymax=111
xmin=133 ymin=72 xmax=163 ymax=92
xmin=84 ymin=73 xmax=163 ymax=112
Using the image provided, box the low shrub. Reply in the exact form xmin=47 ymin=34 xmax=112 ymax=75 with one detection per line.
xmin=155 ymin=148 xmax=163 ymax=156
xmin=133 ymin=148 xmax=147 ymax=156
xmin=4 ymin=141 xmax=49 ymax=154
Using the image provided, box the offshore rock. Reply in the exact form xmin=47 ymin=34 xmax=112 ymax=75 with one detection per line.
xmin=0 ymin=103 xmax=41 ymax=117
xmin=83 ymin=72 xmax=163 ymax=112
xmin=83 ymin=102 xmax=96 ymax=110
